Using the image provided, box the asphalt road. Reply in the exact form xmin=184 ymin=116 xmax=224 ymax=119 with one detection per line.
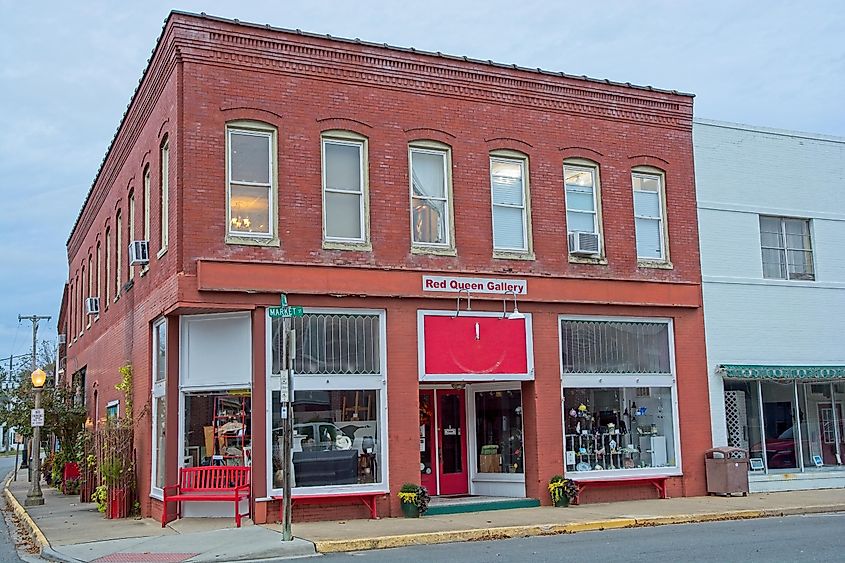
xmin=323 ymin=512 xmax=845 ymax=563
xmin=0 ymin=454 xmax=23 ymax=562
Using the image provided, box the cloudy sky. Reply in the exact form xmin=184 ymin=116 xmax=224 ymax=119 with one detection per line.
xmin=1 ymin=0 xmax=843 ymax=364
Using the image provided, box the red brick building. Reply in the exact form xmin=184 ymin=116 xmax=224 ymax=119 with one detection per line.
xmin=61 ymin=11 xmax=711 ymax=524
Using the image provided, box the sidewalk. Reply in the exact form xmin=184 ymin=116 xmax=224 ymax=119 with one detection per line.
xmin=6 ymin=472 xmax=845 ymax=561
xmin=3 ymin=475 xmax=314 ymax=562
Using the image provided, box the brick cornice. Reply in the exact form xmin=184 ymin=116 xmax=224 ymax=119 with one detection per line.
xmin=170 ymin=19 xmax=692 ymax=132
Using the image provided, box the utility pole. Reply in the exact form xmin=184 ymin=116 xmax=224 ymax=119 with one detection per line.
xmin=19 ymin=315 xmax=51 ymax=372
xmin=18 ymin=315 xmax=50 ymax=483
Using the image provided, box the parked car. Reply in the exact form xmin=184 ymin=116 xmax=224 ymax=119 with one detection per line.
xmin=752 ymin=427 xmax=797 ymax=469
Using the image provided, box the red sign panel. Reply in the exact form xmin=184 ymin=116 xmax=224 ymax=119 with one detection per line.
xmin=422 ymin=315 xmax=529 ymax=379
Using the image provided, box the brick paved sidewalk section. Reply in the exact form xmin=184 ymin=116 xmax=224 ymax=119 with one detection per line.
xmin=6 ymin=471 xmax=845 ymax=559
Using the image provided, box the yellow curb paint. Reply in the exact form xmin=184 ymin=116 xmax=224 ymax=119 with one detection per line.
xmin=3 ymin=484 xmax=49 ymax=549
xmin=311 ymin=505 xmax=845 ymax=554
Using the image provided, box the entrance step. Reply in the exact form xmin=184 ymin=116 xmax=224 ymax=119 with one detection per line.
xmin=426 ymin=495 xmax=540 ymax=516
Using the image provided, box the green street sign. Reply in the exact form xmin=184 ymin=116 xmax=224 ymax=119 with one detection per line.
xmin=268 ymin=295 xmax=304 ymax=318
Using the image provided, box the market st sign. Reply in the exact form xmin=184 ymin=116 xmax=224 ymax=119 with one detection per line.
xmin=422 ymin=275 xmax=527 ymax=295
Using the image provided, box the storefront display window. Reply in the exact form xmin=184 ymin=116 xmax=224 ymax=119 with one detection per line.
xmin=564 ymin=387 xmax=676 ymax=472
xmin=183 ymin=393 xmax=252 ymax=467
xmin=151 ymin=319 xmax=166 ymax=495
xmin=561 ymin=317 xmax=679 ymax=476
xmin=475 ymin=390 xmax=523 ymax=474
xmin=271 ymin=390 xmax=381 ymax=488
xmin=726 ymin=379 xmax=845 ymax=474
xmin=269 ymin=310 xmax=386 ymax=494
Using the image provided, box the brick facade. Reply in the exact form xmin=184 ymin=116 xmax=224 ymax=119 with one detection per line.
xmin=62 ymin=11 xmax=711 ymax=523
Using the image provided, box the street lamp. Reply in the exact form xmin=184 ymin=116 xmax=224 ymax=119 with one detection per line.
xmin=25 ymin=368 xmax=46 ymax=506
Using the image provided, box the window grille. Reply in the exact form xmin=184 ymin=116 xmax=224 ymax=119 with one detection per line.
xmin=561 ymin=320 xmax=670 ymax=374
xmin=272 ymin=313 xmax=381 ymax=375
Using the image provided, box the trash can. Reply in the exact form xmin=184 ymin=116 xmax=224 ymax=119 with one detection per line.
xmin=704 ymin=447 xmax=749 ymax=496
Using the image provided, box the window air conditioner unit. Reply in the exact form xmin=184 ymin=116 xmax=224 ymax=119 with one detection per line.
xmin=85 ymin=297 xmax=100 ymax=315
xmin=129 ymin=240 xmax=150 ymax=265
xmin=568 ymin=231 xmax=600 ymax=256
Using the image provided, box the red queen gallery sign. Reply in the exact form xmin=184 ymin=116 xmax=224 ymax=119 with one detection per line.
xmin=422 ymin=275 xmax=527 ymax=295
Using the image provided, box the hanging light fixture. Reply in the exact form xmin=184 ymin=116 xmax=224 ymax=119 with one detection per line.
xmin=507 ymin=289 xmax=525 ymax=320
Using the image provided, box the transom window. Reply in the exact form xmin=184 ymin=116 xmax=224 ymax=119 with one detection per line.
xmin=490 ymin=156 xmax=528 ymax=253
xmin=227 ymin=126 xmax=274 ymax=237
xmin=410 ymin=147 xmax=451 ymax=247
xmin=322 ymin=137 xmax=366 ymax=243
xmin=759 ymin=216 xmax=814 ymax=281
xmin=632 ymin=171 xmax=667 ymax=261
xmin=562 ymin=319 xmax=671 ymax=375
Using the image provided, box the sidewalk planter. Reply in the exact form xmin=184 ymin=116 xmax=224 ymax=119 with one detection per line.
xmin=398 ymin=483 xmax=430 ymax=518
xmin=548 ymin=476 xmax=577 ymax=508
xmin=108 ymin=488 xmax=128 ymax=519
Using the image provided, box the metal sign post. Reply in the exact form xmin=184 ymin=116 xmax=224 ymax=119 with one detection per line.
xmin=282 ymin=327 xmax=295 ymax=541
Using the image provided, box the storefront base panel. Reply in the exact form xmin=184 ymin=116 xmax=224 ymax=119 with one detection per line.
xmin=471 ymin=479 xmax=525 ymax=498
xmin=261 ymin=497 xmax=394 ymax=524
xmin=749 ymin=470 xmax=845 ymax=493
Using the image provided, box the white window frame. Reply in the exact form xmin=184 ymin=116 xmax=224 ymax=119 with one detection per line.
xmin=559 ymin=315 xmax=682 ymax=480
xmin=265 ymin=308 xmax=389 ymax=498
xmin=150 ymin=317 xmax=167 ymax=500
xmin=115 ymin=211 xmax=122 ymax=298
xmin=128 ymin=192 xmax=135 ymax=281
xmin=563 ymin=160 xmax=604 ymax=259
xmin=226 ymin=122 xmax=278 ymax=245
xmin=159 ymin=139 xmax=169 ymax=257
xmin=321 ymin=133 xmax=369 ymax=248
xmin=632 ymin=168 xmax=669 ymax=263
xmin=104 ymin=227 xmax=111 ymax=306
xmin=106 ymin=399 xmax=120 ymax=418
xmin=142 ymin=167 xmax=150 ymax=274
xmin=759 ymin=215 xmax=815 ymax=281
xmin=490 ymin=153 xmax=532 ymax=257
xmin=409 ymin=143 xmax=455 ymax=253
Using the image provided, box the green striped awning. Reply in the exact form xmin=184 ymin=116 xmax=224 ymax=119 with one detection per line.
xmin=718 ymin=364 xmax=845 ymax=381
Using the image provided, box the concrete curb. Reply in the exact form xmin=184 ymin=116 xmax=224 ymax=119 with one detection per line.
xmin=312 ymin=503 xmax=845 ymax=553
xmin=3 ymin=473 xmax=50 ymax=550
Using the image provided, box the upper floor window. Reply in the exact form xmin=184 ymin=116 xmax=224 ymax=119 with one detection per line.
xmin=159 ymin=139 xmax=169 ymax=255
xmin=490 ymin=155 xmax=529 ymax=254
xmin=564 ymin=161 xmax=602 ymax=256
xmin=410 ymin=144 xmax=452 ymax=250
xmin=143 ymin=165 xmax=151 ymax=247
xmin=128 ymin=191 xmax=135 ymax=280
xmin=226 ymin=124 xmax=276 ymax=240
xmin=760 ymin=216 xmax=814 ymax=281
xmin=115 ymin=210 xmax=123 ymax=295
xmin=322 ymin=133 xmax=368 ymax=245
xmin=632 ymin=170 xmax=668 ymax=262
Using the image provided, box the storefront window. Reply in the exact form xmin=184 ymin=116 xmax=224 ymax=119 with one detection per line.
xmin=798 ymin=383 xmax=845 ymax=469
xmin=475 ymin=390 xmax=523 ymax=474
xmin=182 ymin=393 xmax=252 ymax=467
xmin=564 ymin=387 xmax=676 ymax=472
xmin=270 ymin=311 xmax=386 ymax=493
xmin=151 ymin=319 xmax=166 ymax=494
xmin=724 ymin=380 xmax=765 ymax=467
xmin=760 ymin=381 xmax=799 ymax=470
xmin=271 ymin=390 xmax=381 ymax=488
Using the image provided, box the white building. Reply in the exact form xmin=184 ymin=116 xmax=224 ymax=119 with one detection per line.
xmin=695 ymin=119 xmax=845 ymax=492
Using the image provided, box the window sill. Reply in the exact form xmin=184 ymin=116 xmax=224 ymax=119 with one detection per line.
xmin=225 ymin=234 xmax=280 ymax=247
xmin=157 ymin=247 xmax=167 ymax=259
xmin=569 ymin=255 xmax=608 ymax=266
xmin=411 ymin=245 xmax=457 ymax=257
xmin=493 ymin=250 xmax=535 ymax=261
xmin=638 ymin=260 xmax=673 ymax=270
xmin=140 ymin=267 xmax=149 ymax=277
xmin=123 ymin=279 xmax=134 ymax=293
xmin=322 ymin=240 xmax=372 ymax=252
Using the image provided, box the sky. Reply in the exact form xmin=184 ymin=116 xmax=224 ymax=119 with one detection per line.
xmin=0 ymin=0 xmax=843 ymax=365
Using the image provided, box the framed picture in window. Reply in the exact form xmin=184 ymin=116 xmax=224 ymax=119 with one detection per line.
xmin=749 ymin=458 xmax=765 ymax=471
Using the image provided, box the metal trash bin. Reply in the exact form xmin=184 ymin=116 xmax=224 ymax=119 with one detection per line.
xmin=705 ymin=447 xmax=749 ymax=496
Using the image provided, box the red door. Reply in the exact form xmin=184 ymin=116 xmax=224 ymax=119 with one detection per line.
xmin=419 ymin=390 xmax=437 ymax=493
xmin=436 ymin=389 xmax=468 ymax=495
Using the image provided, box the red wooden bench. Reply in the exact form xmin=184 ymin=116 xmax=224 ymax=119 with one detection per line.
xmin=272 ymin=492 xmax=384 ymax=520
xmin=162 ymin=466 xmax=251 ymax=527
xmin=573 ymin=475 xmax=669 ymax=505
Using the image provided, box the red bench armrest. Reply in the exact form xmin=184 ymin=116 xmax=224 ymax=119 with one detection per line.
xmin=163 ymin=484 xmax=180 ymax=497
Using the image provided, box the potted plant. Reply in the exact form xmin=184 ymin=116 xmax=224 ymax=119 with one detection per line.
xmin=548 ymin=475 xmax=578 ymax=507
xmin=398 ymin=483 xmax=430 ymax=518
